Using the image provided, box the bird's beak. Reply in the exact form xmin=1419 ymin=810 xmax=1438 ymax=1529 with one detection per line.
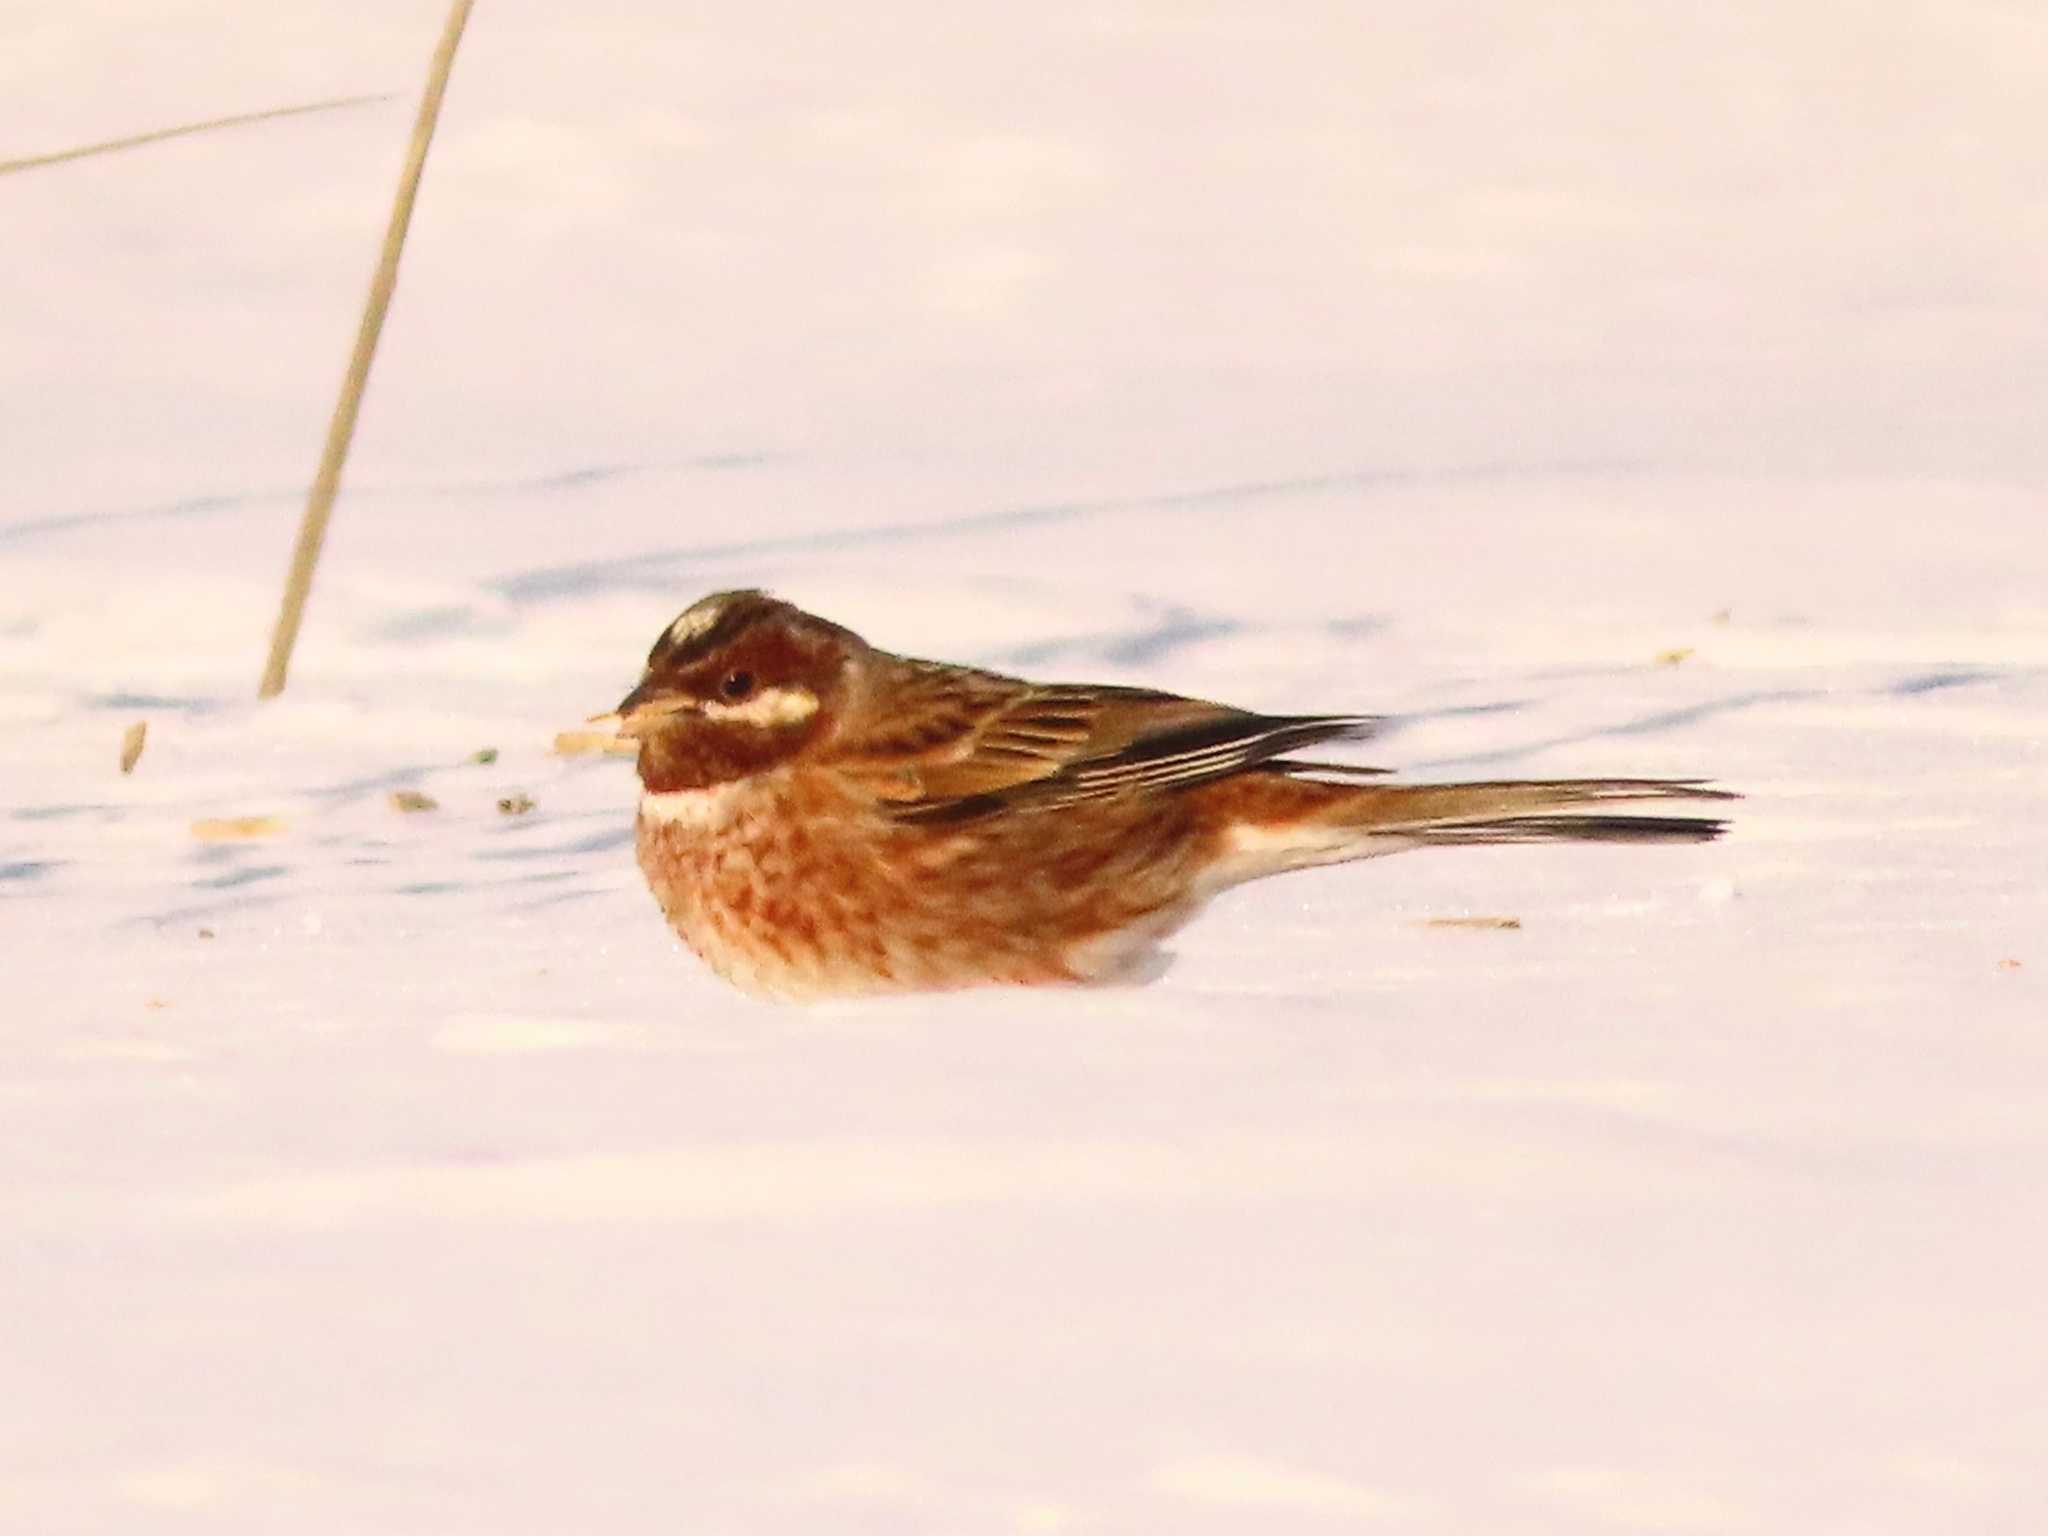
xmin=598 ymin=681 xmax=698 ymax=739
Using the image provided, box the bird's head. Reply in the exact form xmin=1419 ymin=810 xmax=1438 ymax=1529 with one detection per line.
xmin=606 ymin=590 xmax=863 ymax=791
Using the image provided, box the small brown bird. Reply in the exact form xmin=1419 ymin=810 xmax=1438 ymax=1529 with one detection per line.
xmin=607 ymin=590 xmax=1730 ymax=1000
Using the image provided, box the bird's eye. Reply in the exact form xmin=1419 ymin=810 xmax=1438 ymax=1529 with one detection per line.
xmin=720 ymin=670 xmax=755 ymax=700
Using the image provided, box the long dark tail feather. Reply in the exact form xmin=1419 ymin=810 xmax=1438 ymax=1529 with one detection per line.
xmin=1312 ymin=777 xmax=1737 ymax=846
xmin=1410 ymin=813 xmax=1730 ymax=845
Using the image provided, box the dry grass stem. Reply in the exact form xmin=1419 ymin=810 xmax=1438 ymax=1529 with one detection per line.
xmin=119 ymin=721 xmax=148 ymax=774
xmin=0 ymin=95 xmax=390 ymax=177
xmin=258 ymin=0 xmax=478 ymax=699
xmin=553 ymin=729 xmax=639 ymax=758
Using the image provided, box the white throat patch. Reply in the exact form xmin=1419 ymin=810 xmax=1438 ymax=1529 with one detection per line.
xmin=639 ymin=781 xmax=748 ymax=828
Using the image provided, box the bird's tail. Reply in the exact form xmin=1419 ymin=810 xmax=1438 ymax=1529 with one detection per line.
xmin=1208 ymin=775 xmax=1733 ymax=886
xmin=1322 ymin=777 xmax=1734 ymax=846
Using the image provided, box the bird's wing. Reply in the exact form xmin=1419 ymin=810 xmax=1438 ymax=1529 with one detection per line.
xmin=829 ymin=658 xmax=1379 ymax=819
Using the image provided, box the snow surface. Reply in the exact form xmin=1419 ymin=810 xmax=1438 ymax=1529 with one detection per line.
xmin=5 ymin=3 xmax=2045 ymax=1532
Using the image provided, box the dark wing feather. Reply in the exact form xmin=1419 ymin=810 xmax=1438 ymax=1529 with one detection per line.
xmin=827 ymin=652 xmax=1381 ymax=820
xmin=1038 ymin=710 xmax=1380 ymax=803
xmin=891 ymin=698 xmax=1380 ymax=822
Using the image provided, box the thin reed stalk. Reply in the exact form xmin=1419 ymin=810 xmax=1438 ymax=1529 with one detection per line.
xmin=258 ymin=0 xmax=478 ymax=699
xmin=0 ymin=95 xmax=390 ymax=177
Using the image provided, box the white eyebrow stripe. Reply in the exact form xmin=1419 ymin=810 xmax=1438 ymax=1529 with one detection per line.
xmin=701 ymin=686 xmax=819 ymax=727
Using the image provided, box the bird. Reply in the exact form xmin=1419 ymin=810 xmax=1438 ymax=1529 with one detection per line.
xmin=602 ymin=589 xmax=1732 ymax=1000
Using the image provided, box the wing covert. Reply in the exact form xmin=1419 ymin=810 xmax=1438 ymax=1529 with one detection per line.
xmin=825 ymin=653 xmax=1380 ymax=819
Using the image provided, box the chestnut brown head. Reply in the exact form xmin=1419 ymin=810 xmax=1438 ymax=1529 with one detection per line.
xmin=614 ymin=590 xmax=861 ymax=791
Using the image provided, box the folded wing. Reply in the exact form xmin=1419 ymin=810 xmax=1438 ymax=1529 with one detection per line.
xmin=829 ymin=660 xmax=1380 ymax=821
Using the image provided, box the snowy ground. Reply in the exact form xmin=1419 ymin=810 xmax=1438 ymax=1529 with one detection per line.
xmin=5 ymin=4 xmax=2045 ymax=1533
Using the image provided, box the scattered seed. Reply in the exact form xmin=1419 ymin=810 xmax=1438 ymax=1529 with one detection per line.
xmin=197 ymin=927 xmax=216 ymax=940
xmin=1998 ymin=957 xmax=2023 ymax=971
xmin=553 ymin=728 xmax=637 ymax=757
xmin=469 ymin=746 xmax=499 ymax=765
xmin=191 ymin=815 xmax=285 ymax=841
xmin=389 ymin=790 xmax=439 ymax=813
xmin=497 ymin=792 xmax=536 ymax=816
xmin=119 ymin=720 xmax=148 ymax=774
xmin=1424 ymin=916 xmax=1523 ymax=930
xmin=1654 ymin=646 xmax=1694 ymax=666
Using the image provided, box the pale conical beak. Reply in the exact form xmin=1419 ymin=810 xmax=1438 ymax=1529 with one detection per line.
xmin=599 ymin=681 xmax=698 ymax=739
